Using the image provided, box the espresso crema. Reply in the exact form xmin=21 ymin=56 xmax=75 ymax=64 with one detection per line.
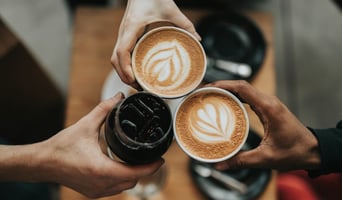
xmin=175 ymin=90 xmax=248 ymax=161
xmin=132 ymin=27 xmax=206 ymax=98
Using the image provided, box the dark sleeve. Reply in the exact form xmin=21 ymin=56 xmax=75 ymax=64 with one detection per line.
xmin=307 ymin=120 xmax=342 ymax=177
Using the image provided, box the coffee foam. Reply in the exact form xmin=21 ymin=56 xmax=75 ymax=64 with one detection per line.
xmin=189 ymin=99 xmax=236 ymax=143
xmin=175 ymin=91 xmax=248 ymax=161
xmin=133 ymin=27 xmax=205 ymax=98
xmin=141 ymin=40 xmax=191 ymax=90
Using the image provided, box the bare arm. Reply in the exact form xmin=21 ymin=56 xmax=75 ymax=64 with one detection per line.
xmin=0 ymin=142 xmax=47 ymax=181
xmin=0 ymin=93 xmax=164 ymax=198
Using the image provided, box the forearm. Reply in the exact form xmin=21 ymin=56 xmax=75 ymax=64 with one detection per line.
xmin=0 ymin=141 xmax=50 ymax=182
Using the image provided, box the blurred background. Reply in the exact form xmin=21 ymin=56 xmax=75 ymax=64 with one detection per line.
xmin=1 ymin=0 xmax=341 ymax=129
xmin=0 ymin=0 xmax=341 ymax=199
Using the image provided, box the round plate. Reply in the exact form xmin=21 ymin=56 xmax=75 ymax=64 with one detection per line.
xmin=189 ymin=130 xmax=271 ymax=200
xmin=196 ymin=12 xmax=266 ymax=81
xmin=101 ymin=70 xmax=138 ymax=101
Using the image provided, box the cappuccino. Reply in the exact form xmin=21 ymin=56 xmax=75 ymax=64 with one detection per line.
xmin=174 ymin=87 xmax=249 ymax=162
xmin=132 ymin=26 xmax=206 ymax=98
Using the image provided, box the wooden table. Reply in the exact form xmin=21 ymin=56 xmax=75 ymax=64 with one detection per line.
xmin=60 ymin=6 xmax=276 ymax=200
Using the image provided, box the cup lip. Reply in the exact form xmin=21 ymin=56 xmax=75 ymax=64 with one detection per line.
xmin=113 ymin=91 xmax=173 ymax=147
xmin=173 ymin=87 xmax=250 ymax=163
xmin=132 ymin=26 xmax=207 ymax=99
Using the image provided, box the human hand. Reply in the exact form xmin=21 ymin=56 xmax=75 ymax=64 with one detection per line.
xmin=206 ymin=81 xmax=321 ymax=171
xmin=111 ymin=0 xmax=201 ymax=88
xmin=38 ymin=93 xmax=164 ymax=198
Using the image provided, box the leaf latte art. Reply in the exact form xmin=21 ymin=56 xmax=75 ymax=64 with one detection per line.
xmin=189 ymin=101 xmax=235 ymax=143
xmin=141 ymin=40 xmax=191 ymax=91
xmin=132 ymin=27 xmax=206 ymax=98
xmin=174 ymin=89 xmax=248 ymax=162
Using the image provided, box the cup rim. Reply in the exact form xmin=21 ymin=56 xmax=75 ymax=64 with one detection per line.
xmin=112 ymin=92 xmax=173 ymax=147
xmin=132 ymin=26 xmax=207 ymax=99
xmin=173 ymin=87 xmax=249 ymax=163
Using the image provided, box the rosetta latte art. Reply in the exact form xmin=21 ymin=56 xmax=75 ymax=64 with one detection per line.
xmin=189 ymin=101 xmax=236 ymax=143
xmin=141 ymin=40 xmax=191 ymax=90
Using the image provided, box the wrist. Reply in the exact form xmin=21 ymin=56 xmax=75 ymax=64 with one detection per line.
xmin=30 ymin=138 xmax=62 ymax=183
xmin=304 ymin=128 xmax=321 ymax=169
xmin=0 ymin=141 xmax=50 ymax=182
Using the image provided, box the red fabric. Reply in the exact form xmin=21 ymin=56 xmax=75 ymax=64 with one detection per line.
xmin=277 ymin=170 xmax=342 ymax=200
xmin=277 ymin=172 xmax=318 ymax=200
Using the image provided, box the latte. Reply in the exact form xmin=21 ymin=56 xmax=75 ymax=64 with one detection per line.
xmin=132 ymin=26 xmax=206 ymax=98
xmin=174 ymin=87 xmax=249 ymax=162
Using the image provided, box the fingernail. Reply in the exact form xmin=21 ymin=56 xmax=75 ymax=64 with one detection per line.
xmin=115 ymin=92 xmax=125 ymax=99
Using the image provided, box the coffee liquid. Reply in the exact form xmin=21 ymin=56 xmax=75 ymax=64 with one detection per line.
xmin=105 ymin=92 xmax=173 ymax=164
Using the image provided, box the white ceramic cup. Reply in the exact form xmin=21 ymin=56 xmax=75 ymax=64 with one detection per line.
xmin=132 ymin=26 xmax=207 ymax=99
xmin=173 ymin=87 xmax=249 ymax=163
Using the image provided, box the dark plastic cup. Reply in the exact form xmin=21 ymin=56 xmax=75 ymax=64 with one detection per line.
xmin=105 ymin=92 xmax=173 ymax=164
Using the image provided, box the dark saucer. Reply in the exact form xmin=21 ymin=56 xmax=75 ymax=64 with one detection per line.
xmin=196 ymin=12 xmax=266 ymax=81
xmin=189 ymin=130 xmax=271 ymax=200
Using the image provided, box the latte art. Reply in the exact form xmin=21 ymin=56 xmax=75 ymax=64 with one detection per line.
xmin=132 ymin=26 xmax=206 ymax=98
xmin=190 ymin=101 xmax=235 ymax=143
xmin=174 ymin=88 xmax=249 ymax=162
xmin=142 ymin=40 xmax=191 ymax=91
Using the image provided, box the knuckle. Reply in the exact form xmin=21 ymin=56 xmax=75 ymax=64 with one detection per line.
xmin=235 ymin=80 xmax=249 ymax=90
xmin=97 ymin=100 xmax=113 ymax=114
xmin=116 ymin=48 xmax=127 ymax=59
xmin=258 ymin=146 xmax=277 ymax=165
xmin=262 ymin=96 xmax=285 ymax=115
xmin=183 ymin=21 xmax=195 ymax=31
xmin=110 ymin=56 xmax=118 ymax=67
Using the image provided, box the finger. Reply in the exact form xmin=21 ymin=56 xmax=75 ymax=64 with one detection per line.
xmin=110 ymin=52 xmax=124 ymax=81
xmin=101 ymin=181 xmax=137 ymax=197
xmin=115 ymin=48 xmax=134 ymax=85
xmin=110 ymin=158 xmax=165 ymax=180
xmin=207 ymin=80 xmax=269 ymax=110
xmin=115 ymin=25 xmax=146 ymax=86
xmin=130 ymin=158 xmax=165 ymax=177
xmin=168 ymin=12 xmax=201 ymax=40
xmin=215 ymin=148 xmax=266 ymax=170
xmin=84 ymin=92 xmax=124 ymax=126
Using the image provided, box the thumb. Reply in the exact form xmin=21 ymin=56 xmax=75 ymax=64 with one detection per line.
xmin=215 ymin=148 xmax=265 ymax=170
xmin=85 ymin=92 xmax=125 ymax=126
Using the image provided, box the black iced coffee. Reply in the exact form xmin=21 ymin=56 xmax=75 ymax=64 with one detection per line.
xmin=105 ymin=92 xmax=173 ymax=164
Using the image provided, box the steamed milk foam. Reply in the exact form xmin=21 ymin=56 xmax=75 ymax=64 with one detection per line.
xmin=132 ymin=26 xmax=206 ymax=98
xmin=174 ymin=88 xmax=249 ymax=162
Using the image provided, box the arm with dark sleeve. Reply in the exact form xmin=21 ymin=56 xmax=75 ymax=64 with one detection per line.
xmin=308 ymin=120 xmax=342 ymax=177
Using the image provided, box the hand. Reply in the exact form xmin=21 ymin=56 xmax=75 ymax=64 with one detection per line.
xmin=206 ymin=81 xmax=321 ymax=171
xmin=111 ymin=0 xmax=200 ymax=88
xmin=33 ymin=93 xmax=164 ymax=198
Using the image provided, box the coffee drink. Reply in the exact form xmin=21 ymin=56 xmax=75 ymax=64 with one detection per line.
xmin=132 ymin=26 xmax=206 ymax=98
xmin=174 ymin=87 xmax=249 ymax=162
xmin=105 ymin=92 xmax=174 ymax=164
